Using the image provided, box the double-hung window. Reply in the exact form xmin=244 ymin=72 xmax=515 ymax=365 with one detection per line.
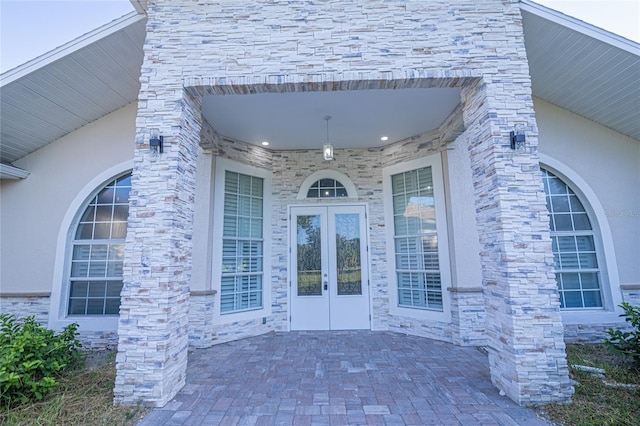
xmin=390 ymin=165 xmax=443 ymax=311
xmin=220 ymin=171 xmax=265 ymax=314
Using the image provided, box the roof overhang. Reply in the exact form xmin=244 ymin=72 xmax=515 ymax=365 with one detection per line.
xmin=129 ymin=0 xmax=148 ymax=15
xmin=0 ymin=1 xmax=637 ymax=178
xmin=0 ymin=11 xmax=146 ymax=168
xmin=521 ymin=0 xmax=640 ymax=140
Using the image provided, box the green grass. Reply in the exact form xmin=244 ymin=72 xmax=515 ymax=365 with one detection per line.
xmin=0 ymin=351 xmax=146 ymax=426
xmin=539 ymin=344 xmax=640 ymax=426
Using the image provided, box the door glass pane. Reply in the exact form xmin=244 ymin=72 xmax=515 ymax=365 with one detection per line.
xmin=297 ymin=215 xmax=322 ymax=296
xmin=336 ymin=214 xmax=362 ymax=296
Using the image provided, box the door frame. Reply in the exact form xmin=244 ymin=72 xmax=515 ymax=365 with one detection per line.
xmin=287 ymin=203 xmax=373 ymax=331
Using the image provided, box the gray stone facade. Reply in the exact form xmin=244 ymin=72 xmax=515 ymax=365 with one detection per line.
xmin=0 ymin=294 xmax=50 ymax=325
xmin=0 ymin=295 xmax=118 ymax=349
xmin=114 ymin=0 xmax=573 ymax=407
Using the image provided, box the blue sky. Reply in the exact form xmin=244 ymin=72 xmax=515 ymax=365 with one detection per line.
xmin=1 ymin=0 xmax=638 ymax=73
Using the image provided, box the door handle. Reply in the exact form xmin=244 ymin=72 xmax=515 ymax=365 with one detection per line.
xmin=323 ymin=281 xmax=328 ymax=291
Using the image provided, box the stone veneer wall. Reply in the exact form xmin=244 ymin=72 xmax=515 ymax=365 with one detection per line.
xmin=449 ymin=289 xmax=487 ymax=346
xmin=114 ymin=86 xmax=203 ymax=406
xmin=622 ymin=287 xmax=640 ymax=307
xmin=0 ymin=295 xmax=118 ymax=349
xmin=460 ymin=75 xmax=572 ymax=404
xmin=200 ymin=122 xmax=476 ymax=346
xmin=563 ymin=287 xmax=640 ymax=343
xmin=187 ymin=291 xmax=216 ymax=348
xmin=0 ymin=295 xmax=50 ymax=325
xmin=116 ymin=0 xmax=572 ymax=406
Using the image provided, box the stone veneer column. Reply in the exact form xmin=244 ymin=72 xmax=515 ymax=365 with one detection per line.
xmin=113 ymin=86 xmax=202 ymax=406
xmin=460 ymin=79 xmax=573 ymax=405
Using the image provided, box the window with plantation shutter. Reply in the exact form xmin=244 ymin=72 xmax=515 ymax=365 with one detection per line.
xmin=220 ymin=171 xmax=264 ymax=313
xmin=391 ymin=166 xmax=443 ymax=311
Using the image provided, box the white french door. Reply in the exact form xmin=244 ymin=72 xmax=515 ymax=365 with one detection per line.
xmin=290 ymin=205 xmax=371 ymax=330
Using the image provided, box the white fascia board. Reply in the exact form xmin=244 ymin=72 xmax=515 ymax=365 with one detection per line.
xmin=0 ymin=163 xmax=30 ymax=180
xmin=0 ymin=11 xmax=145 ymax=86
xmin=521 ymin=0 xmax=640 ymax=55
xmin=129 ymin=0 xmax=148 ymax=15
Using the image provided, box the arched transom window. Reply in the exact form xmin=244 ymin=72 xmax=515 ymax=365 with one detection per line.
xmin=307 ymin=178 xmax=348 ymax=198
xmin=542 ymin=168 xmax=602 ymax=309
xmin=297 ymin=170 xmax=358 ymax=200
xmin=67 ymin=173 xmax=131 ymax=316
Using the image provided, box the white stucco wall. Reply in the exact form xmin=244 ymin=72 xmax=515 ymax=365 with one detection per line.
xmin=535 ymin=98 xmax=639 ymax=288
xmin=444 ymin=137 xmax=484 ymax=290
xmin=0 ymin=103 xmax=137 ymax=295
xmin=535 ymin=97 xmax=640 ymax=335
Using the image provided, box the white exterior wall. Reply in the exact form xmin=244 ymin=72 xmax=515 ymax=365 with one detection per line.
xmin=535 ymin=98 xmax=640 ymax=340
xmin=0 ymin=103 xmax=136 ymax=346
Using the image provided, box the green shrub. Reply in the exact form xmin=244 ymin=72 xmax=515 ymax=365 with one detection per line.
xmin=605 ymin=302 xmax=640 ymax=365
xmin=0 ymin=314 xmax=82 ymax=407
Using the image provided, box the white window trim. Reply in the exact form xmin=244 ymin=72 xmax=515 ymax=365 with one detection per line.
xmin=382 ymin=153 xmax=452 ymax=323
xmin=297 ymin=169 xmax=358 ymax=200
xmin=539 ymin=154 xmax=623 ymax=325
xmin=49 ymin=160 xmax=133 ymax=333
xmin=212 ymin=157 xmax=272 ymax=323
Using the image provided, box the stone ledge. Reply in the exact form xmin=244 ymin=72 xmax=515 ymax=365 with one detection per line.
xmin=190 ymin=290 xmax=217 ymax=296
xmin=0 ymin=292 xmax=51 ymax=298
xmin=447 ymin=287 xmax=483 ymax=293
xmin=620 ymin=284 xmax=640 ymax=291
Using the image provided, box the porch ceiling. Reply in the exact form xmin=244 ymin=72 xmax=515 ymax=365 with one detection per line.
xmin=201 ymin=88 xmax=462 ymax=150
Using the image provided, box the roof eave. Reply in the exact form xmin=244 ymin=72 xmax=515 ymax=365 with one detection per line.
xmin=129 ymin=0 xmax=148 ymax=15
xmin=0 ymin=10 xmax=145 ymax=86
xmin=520 ymin=0 xmax=640 ymax=55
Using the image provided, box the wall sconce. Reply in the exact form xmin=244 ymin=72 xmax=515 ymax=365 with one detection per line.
xmin=323 ymin=115 xmax=334 ymax=161
xmin=149 ymin=134 xmax=164 ymax=155
xmin=510 ymin=123 xmax=526 ymax=153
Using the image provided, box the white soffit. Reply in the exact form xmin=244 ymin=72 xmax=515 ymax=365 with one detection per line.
xmin=202 ymin=88 xmax=462 ymax=150
xmin=521 ymin=1 xmax=640 ymax=141
xmin=0 ymin=12 xmax=146 ymax=165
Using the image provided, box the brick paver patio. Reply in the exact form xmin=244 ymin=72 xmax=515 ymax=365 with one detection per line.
xmin=137 ymin=331 xmax=554 ymax=425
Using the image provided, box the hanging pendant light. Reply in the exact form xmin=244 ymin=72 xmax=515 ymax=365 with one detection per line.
xmin=323 ymin=115 xmax=334 ymax=161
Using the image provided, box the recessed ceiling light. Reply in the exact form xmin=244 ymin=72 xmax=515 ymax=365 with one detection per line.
xmin=380 ymin=136 xmax=389 ymax=141
xmin=261 ymin=141 xmax=270 ymax=146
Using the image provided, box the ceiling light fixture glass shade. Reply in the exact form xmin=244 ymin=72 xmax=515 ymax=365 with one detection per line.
xmin=323 ymin=115 xmax=334 ymax=161
xmin=323 ymin=144 xmax=334 ymax=161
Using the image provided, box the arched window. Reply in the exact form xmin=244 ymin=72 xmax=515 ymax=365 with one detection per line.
xmin=67 ymin=173 xmax=131 ymax=316
xmin=306 ymin=178 xmax=348 ymax=198
xmin=296 ymin=170 xmax=358 ymax=200
xmin=542 ymin=168 xmax=602 ymax=309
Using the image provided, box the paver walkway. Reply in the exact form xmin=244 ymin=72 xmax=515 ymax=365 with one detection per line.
xmin=138 ymin=331 xmax=554 ymax=425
